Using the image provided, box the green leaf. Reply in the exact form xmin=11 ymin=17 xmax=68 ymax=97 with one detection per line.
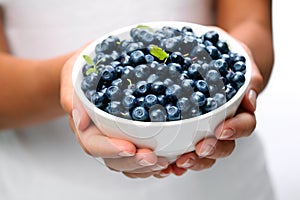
xmin=149 ymin=45 xmax=169 ymax=61
xmin=136 ymin=24 xmax=154 ymax=32
xmin=85 ymin=67 xmax=98 ymax=76
xmin=83 ymin=55 xmax=95 ymax=66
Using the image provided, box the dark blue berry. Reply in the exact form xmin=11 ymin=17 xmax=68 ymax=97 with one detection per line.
xmin=144 ymin=94 xmax=158 ymax=108
xmin=151 ymin=81 xmax=166 ymax=95
xmin=166 ymin=105 xmax=181 ymax=121
xmin=106 ymin=85 xmax=121 ymax=100
xmin=131 ymin=106 xmax=149 ymax=121
xmin=194 ymin=80 xmax=209 ymax=96
xmin=135 ymin=80 xmax=149 ymax=97
xmin=203 ymin=97 xmax=218 ymax=113
xmin=190 ymin=91 xmax=206 ymax=107
xmin=129 ymin=50 xmax=146 ymax=65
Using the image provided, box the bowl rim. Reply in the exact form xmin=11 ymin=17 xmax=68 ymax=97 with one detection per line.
xmin=72 ymin=20 xmax=252 ymax=127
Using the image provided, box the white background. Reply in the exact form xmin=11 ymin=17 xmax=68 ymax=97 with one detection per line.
xmin=256 ymin=1 xmax=300 ymax=199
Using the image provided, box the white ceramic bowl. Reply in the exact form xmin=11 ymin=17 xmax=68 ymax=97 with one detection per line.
xmin=72 ymin=21 xmax=251 ymax=161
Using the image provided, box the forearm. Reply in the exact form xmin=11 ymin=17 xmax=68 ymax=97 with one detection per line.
xmin=215 ymin=0 xmax=274 ymax=92
xmin=0 ymin=53 xmax=72 ymax=130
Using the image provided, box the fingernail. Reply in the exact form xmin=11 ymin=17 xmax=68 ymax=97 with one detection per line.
xmin=72 ymin=109 xmax=80 ymax=129
xmin=249 ymin=89 xmax=257 ymax=111
xmin=118 ymin=151 xmax=135 ymax=157
xmin=139 ymin=159 xmax=155 ymax=167
xmin=159 ymin=172 xmax=170 ymax=177
xmin=198 ymin=144 xmax=215 ymax=157
xmin=152 ymin=164 xmax=167 ymax=171
xmin=178 ymin=158 xmax=195 ymax=168
xmin=219 ymin=129 xmax=235 ymax=139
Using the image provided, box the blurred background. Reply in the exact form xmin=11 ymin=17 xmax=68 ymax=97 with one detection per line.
xmin=256 ymin=0 xmax=300 ymax=199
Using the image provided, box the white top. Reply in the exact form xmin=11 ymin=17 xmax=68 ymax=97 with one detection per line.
xmin=0 ymin=0 xmax=275 ymax=199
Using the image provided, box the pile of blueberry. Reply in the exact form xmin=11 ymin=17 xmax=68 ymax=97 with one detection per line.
xmin=80 ymin=25 xmax=246 ymax=122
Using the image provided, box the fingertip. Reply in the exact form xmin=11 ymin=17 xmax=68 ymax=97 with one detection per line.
xmin=241 ymin=89 xmax=257 ymax=113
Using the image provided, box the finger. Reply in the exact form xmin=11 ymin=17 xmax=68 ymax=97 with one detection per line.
xmin=170 ymin=164 xmax=187 ymax=176
xmin=71 ymin=94 xmax=91 ymax=132
xmin=104 ymin=149 xmax=158 ymax=172
xmin=76 ymin=125 xmax=136 ymax=158
xmin=175 ymin=152 xmax=216 ymax=171
xmin=214 ymin=111 xmax=256 ymax=140
xmin=239 ymin=42 xmax=264 ymax=113
xmin=126 ymin=157 xmax=169 ymax=173
xmin=154 ymin=166 xmax=172 ymax=178
xmin=195 ymin=137 xmax=235 ymax=159
xmin=123 ymin=171 xmax=157 ymax=179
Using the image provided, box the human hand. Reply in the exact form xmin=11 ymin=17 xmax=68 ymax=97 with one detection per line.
xmin=165 ymin=28 xmax=263 ymax=176
xmin=60 ymin=49 xmax=169 ymax=178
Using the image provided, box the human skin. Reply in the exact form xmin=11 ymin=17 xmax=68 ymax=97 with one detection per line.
xmin=0 ymin=0 xmax=273 ymax=178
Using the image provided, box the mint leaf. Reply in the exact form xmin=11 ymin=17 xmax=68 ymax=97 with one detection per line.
xmin=85 ymin=68 xmax=98 ymax=76
xmin=136 ymin=25 xmax=154 ymax=32
xmin=83 ymin=55 xmax=95 ymax=66
xmin=83 ymin=55 xmax=99 ymax=76
xmin=149 ymin=45 xmax=169 ymax=61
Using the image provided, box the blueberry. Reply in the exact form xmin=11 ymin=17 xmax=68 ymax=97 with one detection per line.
xmin=190 ymin=45 xmax=211 ymax=63
xmin=134 ymin=64 xmax=150 ymax=79
xmin=213 ymin=59 xmax=229 ymax=76
xmin=162 ymin=37 xmax=180 ymax=52
xmin=190 ymin=91 xmax=206 ymax=107
xmin=145 ymin=54 xmax=155 ymax=63
xmin=135 ymin=96 xmax=145 ymax=107
xmin=189 ymin=106 xmax=203 ymax=118
xmin=149 ymin=105 xmax=167 ymax=122
xmin=157 ymin=95 xmax=167 ymax=106
xmin=181 ymin=26 xmax=194 ymax=34
xmin=168 ymin=63 xmax=182 ymax=78
xmin=105 ymin=101 xmax=121 ymax=116
xmin=206 ymin=45 xmax=221 ymax=60
xmin=225 ymin=84 xmax=237 ymax=100
xmin=131 ymin=106 xmax=149 ymax=121
xmin=81 ymin=72 xmax=100 ymax=92
xmin=147 ymin=74 xmax=160 ymax=84
xmin=163 ymin=78 xmax=174 ymax=87
xmin=82 ymin=64 xmax=93 ymax=77
xmin=205 ymin=69 xmax=222 ymax=84
xmin=129 ymin=50 xmax=146 ymax=65
xmin=165 ymin=84 xmax=182 ymax=102
xmin=166 ymin=105 xmax=181 ymax=121
xmin=181 ymin=79 xmax=195 ymax=95
xmin=216 ymin=40 xmax=229 ymax=54
xmin=176 ymin=97 xmax=191 ymax=113
xmin=96 ymin=35 xmax=120 ymax=54
xmin=90 ymin=91 xmax=107 ymax=108
xmin=214 ymin=93 xmax=226 ymax=107
xmin=111 ymin=78 xmax=123 ymax=89
xmin=188 ymin=63 xmax=203 ymax=79
xmin=180 ymin=34 xmax=198 ymax=54
xmin=232 ymin=61 xmax=246 ymax=74
xmin=204 ymin=31 xmax=219 ymax=44
xmin=169 ymin=52 xmax=185 ymax=65
xmin=106 ymin=85 xmax=121 ymax=100
xmin=203 ymin=97 xmax=218 ymax=113
xmin=135 ymin=80 xmax=149 ymax=97
xmin=194 ymin=80 xmax=209 ymax=96
xmin=231 ymin=71 xmax=245 ymax=89
xmin=161 ymin=26 xmax=181 ymax=38
xmin=121 ymin=66 xmax=135 ymax=79
xmin=122 ymin=95 xmax=136 ymax=110
xmin=143 ymin=94 xmax=158 ymax=109
xmin=151 ymin=81 xmax=166 ymax=95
